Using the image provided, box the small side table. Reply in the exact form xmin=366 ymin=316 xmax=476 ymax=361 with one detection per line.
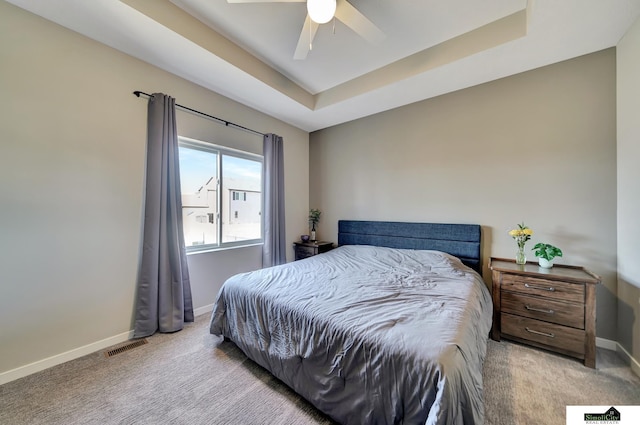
xmin=293 ymin=241 xmax=334 ymax=260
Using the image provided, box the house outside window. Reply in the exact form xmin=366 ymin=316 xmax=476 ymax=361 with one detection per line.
xmin=178 ymin=137 xmax=263 ymax=252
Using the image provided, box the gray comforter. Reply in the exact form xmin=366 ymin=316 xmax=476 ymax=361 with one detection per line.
xmin=210 ymin=245 xmax=493 ymax=424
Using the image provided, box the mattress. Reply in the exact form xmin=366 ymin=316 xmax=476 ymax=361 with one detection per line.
xmin=210 ymin=245 xmax=493 ymax=424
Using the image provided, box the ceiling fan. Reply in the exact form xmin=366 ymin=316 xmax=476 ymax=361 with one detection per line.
xmin=227 ymin=0 xmax=385 ymax=60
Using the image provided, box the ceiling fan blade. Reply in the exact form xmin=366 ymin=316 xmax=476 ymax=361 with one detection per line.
xmin=294 ymin=15 xmax=319 ymax=60
xmin=335 ymin=0 xmax=385 ymax=44
xmin=227 ymin=0 xmax=304 ymax=3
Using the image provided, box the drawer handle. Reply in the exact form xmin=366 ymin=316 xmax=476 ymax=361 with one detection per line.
xmin=525 ymin=305 xmax=555 ymax=315
xmin=524 ymin=283 xmax=555 ymax=292
xmin=525 ymin=327 xmax=555 ymax=338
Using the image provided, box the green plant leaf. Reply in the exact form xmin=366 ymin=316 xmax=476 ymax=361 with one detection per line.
xmin=531 ymin=242 xmax=562 ymax=260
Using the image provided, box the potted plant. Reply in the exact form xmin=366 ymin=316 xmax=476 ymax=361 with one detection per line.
xmin=308 ymin=209 xmax=321 ymax=241
xmin=532 ymin=243 xmax=563 ymax=268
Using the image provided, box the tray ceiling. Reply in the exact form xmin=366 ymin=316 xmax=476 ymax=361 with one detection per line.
xmin=6 ymin=0 xmax=640 ymax=131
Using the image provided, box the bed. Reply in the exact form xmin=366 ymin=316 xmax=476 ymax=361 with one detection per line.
xmin=209 ymin=220 xmax=493 ymax=424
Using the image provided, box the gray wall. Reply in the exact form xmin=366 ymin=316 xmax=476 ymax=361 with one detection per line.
xmin=617 ymin=16 xmax=640 ymax=373
xmin=310 ymin=49 xmax=618 ymax=343
xmin=0 ymin=1 xmax=309 ymax=380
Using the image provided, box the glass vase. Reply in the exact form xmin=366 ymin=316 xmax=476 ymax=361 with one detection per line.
xmin=515 ymin=246 xmax=526 ymax=265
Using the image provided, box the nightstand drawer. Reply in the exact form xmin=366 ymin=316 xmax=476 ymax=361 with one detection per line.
xmin=501 ymin=313 xmax=585 ymax=355
xmin=501 ymin=291 xmax=584 ymax=329
xmin=293 ymin=241 xmax=334 ymax=261
xmin=295 ymin=246 xmax=315 ymax=259
xmin=501 ymin=274 xmax=584 ymax=303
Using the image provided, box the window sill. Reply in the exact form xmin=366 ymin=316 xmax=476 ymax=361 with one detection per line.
xmin=186 ymin=242 xmax=263 ymax=256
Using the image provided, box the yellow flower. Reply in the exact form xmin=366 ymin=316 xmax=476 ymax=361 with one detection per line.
xmin=508 ymin=222 xmax=533 ymax=246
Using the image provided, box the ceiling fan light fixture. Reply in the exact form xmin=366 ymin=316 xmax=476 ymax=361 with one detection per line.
xmin=307 ymin=0 xmax=336 ymax=24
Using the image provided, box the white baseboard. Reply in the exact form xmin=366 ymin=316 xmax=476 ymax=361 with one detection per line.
xmin=596 ymin=337 xmax=618 ymax=351
xmin=0 ymin=305 xmax=216 ymax=386
xmin=616 ymin=341 xmax=640 ymax=378
xmin=194 ymin=303 xmax=214 ymax=317
xmin=597 ymin=337 xmax=640 ymax=378
xmin=0 ymin=330 xmax=134 ymax=386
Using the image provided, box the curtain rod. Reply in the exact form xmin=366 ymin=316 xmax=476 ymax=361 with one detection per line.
xmin=133 ymin=91 xmax=265 ymax=137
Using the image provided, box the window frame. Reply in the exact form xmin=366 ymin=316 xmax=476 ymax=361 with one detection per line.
xmin=178 ymin=136 xmax=264 ymax=254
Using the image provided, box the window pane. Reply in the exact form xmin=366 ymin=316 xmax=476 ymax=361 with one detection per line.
xmin=179 ymin=147 xmax=218 ymax=247
xmin=222 ymin=155 xmax=262 ymax=243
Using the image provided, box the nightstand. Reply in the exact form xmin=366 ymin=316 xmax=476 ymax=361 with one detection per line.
xmin=293 ymin=241 xmax=333 ymax=260
xmin=489 ymin=257 xmax=600 ymax=368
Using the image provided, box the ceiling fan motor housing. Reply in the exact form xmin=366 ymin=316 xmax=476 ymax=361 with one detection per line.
xmin=307 ymin=0 xmax=336 ymax=24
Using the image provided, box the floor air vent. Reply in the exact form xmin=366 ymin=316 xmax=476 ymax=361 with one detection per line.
xmin=104 ymin=339 xmax=148 ymax=358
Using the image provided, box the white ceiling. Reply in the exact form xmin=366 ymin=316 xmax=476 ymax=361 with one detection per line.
xmin=6 ymin=0 xmax=640 ymax=132
xmin=174 ymin=0 xmax=527 ymax=94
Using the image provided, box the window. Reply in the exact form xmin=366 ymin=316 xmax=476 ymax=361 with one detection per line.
xmin=231 ymin=191 xmax=248 ymax=201
xmin=178 ymin=137 xmax=263 ymax=252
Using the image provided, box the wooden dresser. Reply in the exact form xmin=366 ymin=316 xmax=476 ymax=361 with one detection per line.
xmin=489 ymin=257 xmax=600 ymax=368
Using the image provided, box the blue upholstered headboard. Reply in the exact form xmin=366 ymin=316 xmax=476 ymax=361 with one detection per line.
xmin=338 ymin=220 xmax=482 ymax=273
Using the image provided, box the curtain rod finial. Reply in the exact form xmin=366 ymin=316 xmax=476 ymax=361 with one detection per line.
xmin=133 ymin=91 xmax=142 ymax=97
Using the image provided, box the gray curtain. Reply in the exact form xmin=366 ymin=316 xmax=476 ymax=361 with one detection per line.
xmin=262 ymin=133 xmax=286 ymax=267
xmin=134 ymin=93 xmax=194 ymax=338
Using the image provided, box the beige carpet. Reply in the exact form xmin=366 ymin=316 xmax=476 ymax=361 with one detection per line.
xmin=1 ymin=314 xmax=638 ymax=425
xmin=482 ymin=339 xmax=639 ymax=425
